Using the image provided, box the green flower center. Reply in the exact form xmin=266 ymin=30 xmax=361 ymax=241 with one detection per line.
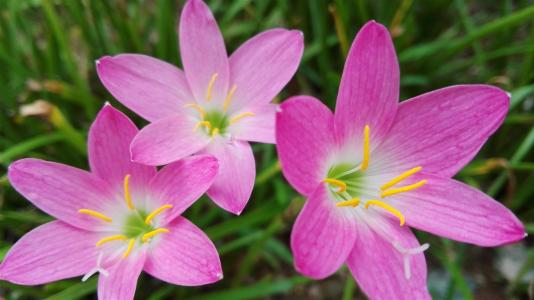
xmin=122 ymin=210 xmax=154 ymax=238
xmin=327 ymin=163 xmax=363 ymax=199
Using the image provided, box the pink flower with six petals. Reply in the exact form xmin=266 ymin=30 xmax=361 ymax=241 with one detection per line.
xmin=276 ymin=21 xmax=526 ymax=299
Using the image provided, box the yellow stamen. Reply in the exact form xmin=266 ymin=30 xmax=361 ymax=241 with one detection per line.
xmin=78 ymin=209 xmax=112 ymax=223
xmin=96 ymin=235 xmax=128 ymax=247
xmin=364 ymin=200 xmax=405 ymax=226
xmin=223 ymin=85 xmax=237 ymax=112
xmin=211 ymin=127 xmax=220 ymax=137
xmin=323 ymin=178 xmax=347 ymax=193
xmin=360 ymin=125 xmax=370 ymax=171
xmin=123 ymin=174 xmax=135 ymax=210
xmin=206 ymin=73 xmax=218 ymax=101
xmin=145 ymin=204 xmax=173 ymax=224
xmin=122 ymin=239 xmax=135 ymax=259
xmin=380 ymin=180 xmax=427 ymax=198
xmin=229 ymin=112 xmax=255 ymax=125
xmin=142 ymin=228 xmax=170 ymax=243
xmin=336 ymin=198 xmax=361 ymax=207
xmin=380 ymin=167 xmax=423 ymax=191
xmin=193 ymin=120 xmax=212 ymax=132
xmin=184 ymin=103 xmax=206 ymax=117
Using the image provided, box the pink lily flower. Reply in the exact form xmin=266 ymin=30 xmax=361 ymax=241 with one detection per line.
xmin=95 ymin=0 xmax=304 ymax=215
xmin=276 ymin=21 xmax=525 ymax=299
xmin=1 ymin=104 xmax=222 ymax=299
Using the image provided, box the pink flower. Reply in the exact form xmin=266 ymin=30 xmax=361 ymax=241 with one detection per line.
xmin=96 ymin=0 xmax=304 ymax=215
xmin=276 ymin=21 xmax=525 ymax=299
xmin=1 ymin=105 xmax=222 ymax=299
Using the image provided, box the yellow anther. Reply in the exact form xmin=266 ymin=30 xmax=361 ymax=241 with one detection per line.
xmin=360 ymin=125 xmax=370 ymax=171
xmin=96 ymin=235 xmax=128 ymax=247
xmin=206 ymin=73 xmax=218 ymax=101
xmin=364 ymin=200 xmax=405 ymax=226
xmin=145 ymin=204 xmax=173 ymax=224
xmin=229 ymin=112 xmax=255 ymax=125
xmin=184 ymin=103 xmax=206 ymax=117
xmin=123 ymin=174 xmax=135 ymax=210
xmin=336 ymin=198 xmax=361 ymax=207
xmin=193 ymin=120 xmax=212 ymax=132
xmin=223 ymin=85 xmax=237 ymax=112
xmin=380 ymin=180 xmax=427 ymax=198
xmin=380 ymin=167 xmax=423 ymax=191
xmin=211 ymin=127 xmax=220 ymax=137
xmin=122 ymin=239 xmax=136 ymax=259
xmin=78 ymin=209 xmax=112 ymax=223
xmin=323 ymin=178 xmax=347 ymax=193
xmin=142 ymin=228 xmax=169 ymax=243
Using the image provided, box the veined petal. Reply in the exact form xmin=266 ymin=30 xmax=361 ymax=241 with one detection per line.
xmin=291 ymin=184 xmax=357 ymax=279
xmin=96 ymin=54 xmax=192 ymax=122
xmin=179 ymin=0 xmax=229 ymax=103
xmin=388 ymin=173 xmax=525 ymax=246
xmin=276 ymin=96 xmax=336 ymax=196
xmin=130 ymin=115 xmax=210 ymax=166
xmin=98 ymin=249 xmax=146 ymax=300
xmin=228 ymin=29 xmax=304 ymax=109
xmin=144 ymin=217 xmax=222 ymax=286
xmin=334 ymin=21 xmax=399 ymax=150
xmin=0 ymin=221 xmax=99 ymax=285
xmin=148 ymin=155 xmax=218 ymax=225
xmin=228 ymin=104 xmax=276 ymax=144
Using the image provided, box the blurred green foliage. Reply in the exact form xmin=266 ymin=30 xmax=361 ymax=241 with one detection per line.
xmin=1 ymin=0 xmax=534 ymax=299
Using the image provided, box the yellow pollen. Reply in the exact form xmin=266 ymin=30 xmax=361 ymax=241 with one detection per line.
xmin=380 ymin=167 xmax=423 ymax=191
xmin=336 ymin=198 xmax=361 ymax=207
xmin=206 ymin=73 xmax=218 ymax=101
xmin=193 ymin=120 xmax=212 ymax=132
xmin=123 ymin=174 xmax=135 ymax=210
xmin=78 ymin=209 xmax=112 ymax=223
xmin=380 ymin=180 xmax=428 ymax=198
xmin=223 ymin=85 xmax=237 ymax=112
xmin=184 ymin=103 xmax=206 ymax=117
xmin=323 ymin=178 xmax=347 ymax=193
xmin=142 ymin=228 xmax=170 ymax=243
xmin=96 ymin=235 xmax=128 ymax=247
xmin=211 ymin=127 xmax=220 ymax=137
xmin=145 ymin=204 xmax=173 ymax=225
xmin=122 ymin=239 xmax=136 ymax=259
xmin=364 ymin=200 xmax=405 ymax=226
xmin=360 ymin=125 xmax=370 ymax=171
xmin=229 ymin=112 xmax=255 ymax=125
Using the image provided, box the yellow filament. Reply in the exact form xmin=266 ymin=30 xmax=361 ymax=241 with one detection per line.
xmin=206 ymin=73 xmax=218 ymax=101
xmin=123 ymin=174 xmax=135 ymax=210
xmin=336 ymin=198 xmax=361 ymax=207
xmin=142 ymin=228 xmax=169 ymax=243
xmin=193 ymin=120 xmax=212 ymax=132
xmin=78 ymin=209 xmax=112 ymax=223
xmin=380 ymin=180 xmax=427 ymax=198
xmin=184 ymin=103 xmax=206 ymax=117
xmin=122 ymin=239 xmax=135 ymax=258
xmin=223 ymin=85 xmax=237 ymax=112
xmin=380 ymin=167 xmax=423 ymax=191
xmin=96 ymin=235 xmax=128 ymax=247
xmin=364 ymin=200 xmax=405 ymax=226
xmin=323 ymin=178 xmax=347 ymax=193
xmin=360 ymin=125 xmax=370 ymax=171
xmin=211 ymin=127 xmax=220 ymax=137
xmin=145 ymin=204 xmax=173 ymax=224
xmin=229 ymin=112 xmax=255 ymax=125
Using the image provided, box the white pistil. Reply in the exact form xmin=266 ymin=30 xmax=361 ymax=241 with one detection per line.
xmin=393 ymin=242 xmax=430 ymax=280
xmin=82 ymin=252 xmax=109 ymax=282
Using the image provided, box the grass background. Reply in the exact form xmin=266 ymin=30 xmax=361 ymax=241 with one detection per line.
xmin=1 ymin=0 xmax=534 ymax=299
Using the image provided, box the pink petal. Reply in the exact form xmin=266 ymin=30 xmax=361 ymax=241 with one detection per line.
xmin=334 ymin=21 xmax=399 ymax=149
xmin=203 ymin=140 xmax=255 ymax=215
xmin=144 ymin=217 xmax=222 ymax=286
xmin=276 ymin=96 xmax=336 ymax=196
xmin=373 ymin=85 xmax=509 ymax=177
xmin=130 ymin=115 xmax=210 ymax=166
xmin=347 ymin=217 xmax=430 ymax=300
xmin=388 ymin=173 xmax=525 ymax=246
xmin=149 ymin=155 xmax=218 ymax=224
xmin=228 ymin=29 xmax=304 ymax=109
xmin=0 ymin=221 xmax=99 ymax=285
xmin=8 ymin=159 xmax=115 ymax=230
xmin=179 ymin=0 xmax=229 ymax=103
xmin=98 ymin=250 xmax=146 ymax=300
xmin=291 ymin=184 xmax=357 ymax=279
xmin=89 ymin=104 xmax=156 ymax=191
xmin=96 ymin=54 xmax=192 ymax=122
xmin=228 ymin=104 xmax=276 ymax=144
